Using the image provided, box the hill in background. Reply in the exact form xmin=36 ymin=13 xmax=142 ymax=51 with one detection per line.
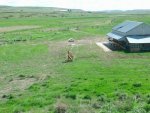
xmin=0 ymin=6 xmax=84 ymax=13
xmin=1 ymin=6 xmax=150 ymax=14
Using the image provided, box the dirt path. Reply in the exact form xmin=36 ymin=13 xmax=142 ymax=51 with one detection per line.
xmin=70 ymin=28 xmax=97 ymax=36
xmin=96 ymin=42 xmax=112 ymax=52
xmin=0 ymin=25 xmax=40 ymax=33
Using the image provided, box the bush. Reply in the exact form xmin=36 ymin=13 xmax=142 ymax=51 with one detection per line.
xmin=132 ymin=82 xmax=142 ymax=87
xmin=8 ymin=94 xmax=14 ymax=99
xmin=146 ymin=94 xmax=150 ymax=104
xmin=18 ymin=74 xmax=26 ymax=78
xmin=120 ymin=82 xmax=128 ymax=86
xmin=143 ymin=104 xmax=150 ymax=112
xmin=97 ymin=95 xmax=107 ymax=102
xmin=65 ymin=93 xmax=76 ymax=100
xmin=2 ymin=94 xmax=14 ymax=99
xmin=83 ymin=88 xmax=89 ymax=91
xmin=13 ymin=107 xmax=25 ymax=113
xmin=147 ymin=99 xmax=150 ymax=104
xmin=92 ymin=102 xmax=101 ymax=109
xmin=118 ymin=93 xmax=128 ymax=101
xmin=117 ymin=101 xmax=133 ymax=112
xmin=134 ymin=93 xmax=142 ymax=102
xmin=115 ymin=92 xmax=128 ymax=101
xmin=55 ymin=103 xmax=67 ymax=113
xmin=83 ymin=95 xmax=91 ymax=100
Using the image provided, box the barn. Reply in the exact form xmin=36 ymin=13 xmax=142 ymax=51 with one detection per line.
xmin=107 ymin=21 xmax=150 ymax=52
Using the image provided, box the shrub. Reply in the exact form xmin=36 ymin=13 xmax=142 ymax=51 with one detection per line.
xmin=118 ymin=93 xmax=128 ymax=101
xmin=83 ymin=95 xmax=91 ymax=100
xmin=147 ymin=99 xmax=150 ymax=104
xmin=2 ymin=95 xmax=7 ymax=98
xmin=120 ymin=82 xmax=128 ymax=86
xmin=13 ymin=107 xmax=25 ymax=113
xmin=7 ymin=94 xmax=14 ymax=99
xmin=134 ymin=93 xmax=142 ymax=102
xmin=92 ymin=103 xmax=100 ymax=109
xmin=65 ymin=93 xmax=76 ymax=100
xmin=146 ymin=94 xmax=150 ymax=104
xmin=143 ymin=104 xmax=150 ymax=112
xmin=97 ymin=95 xmax=107 ymax=102
xmin=28 ymin=83 xmax=40 ymax=91
xmin=18 ymin=74 xmax=25 ymax=78
xmin=132 ymin=82 xmax=142 ymax=87
xmin=116 ymin=100 xmax=133 ymax=112
xmin=8 ymin=78 xmax=13 ymax=82
xmin=83 ymin=88 xmax=89 ymax=91
xmin=147 ymin=94 xmax=150 ymax=98
xmin=100 ymin=78 xmax=104 ymax=80
xmin=41 ymin=83 xmax=48 ymax=87
xmin=18 ymin=74 xmax=26 ymax=79
xmin=55 ymin=103 xmax=67 ymax=113
xmin=2 ymin=94 xmax=14 ymax=99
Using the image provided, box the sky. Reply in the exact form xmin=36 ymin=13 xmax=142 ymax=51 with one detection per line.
xmin=0 ymin=0 xmax=150 ymax=11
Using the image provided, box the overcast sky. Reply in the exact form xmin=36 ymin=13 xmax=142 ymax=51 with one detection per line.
xmin=0 ymin=0 xmax=150 ymax=11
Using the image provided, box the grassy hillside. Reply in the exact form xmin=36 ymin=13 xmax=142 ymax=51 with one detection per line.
xmin=0 ymin=6 xmax=83 ymax=12
xmin=0 ymin=7 xmax=150 ymax=113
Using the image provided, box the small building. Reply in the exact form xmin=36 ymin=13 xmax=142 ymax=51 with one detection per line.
xmin=107 ymin=21 xmax=150 ymax=52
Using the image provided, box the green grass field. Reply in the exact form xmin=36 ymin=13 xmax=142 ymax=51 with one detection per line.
xmin=0 ymin=7 xmax=150 ymax=113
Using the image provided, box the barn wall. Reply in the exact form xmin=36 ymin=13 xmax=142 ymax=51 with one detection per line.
xmin=130 ymin=48 xmax=140 ymax=52
xmin=129 ymin=43 xmax=150 ymax=52
xmin=142 ymin=43 xmax=150 ymax=51
xmin=129 ymin=43 xmax=141 ymax=52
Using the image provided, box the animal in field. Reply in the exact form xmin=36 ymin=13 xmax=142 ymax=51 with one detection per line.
xmin=67 ymin=50 xmax=73 ymax=62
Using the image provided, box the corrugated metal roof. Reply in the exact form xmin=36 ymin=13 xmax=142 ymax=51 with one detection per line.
xmin=107 ymin=32 xmax=124 ymax=40
xmin=127 ymin=36 xmax=150 ymax=43
xmin=112 ymin=21 xmax=143 ymax=33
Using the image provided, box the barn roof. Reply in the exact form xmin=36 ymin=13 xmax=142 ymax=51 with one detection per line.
xmin=107 ymin=20 xmax=150 ymax=44
xmin=112 ymin=21 xmax=143 ymax=33
xmin=127 ymin=36 xmax=150 ymax=43
xmin=107 ymin=32 xmax=124 ymax=40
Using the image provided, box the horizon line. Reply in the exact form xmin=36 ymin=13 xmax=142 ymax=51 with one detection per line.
xmin=1 ymin=5 xmax=150 ymax=12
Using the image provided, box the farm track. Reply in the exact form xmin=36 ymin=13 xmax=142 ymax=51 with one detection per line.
xmin=0 ymin=25 xmax=40 ymax=33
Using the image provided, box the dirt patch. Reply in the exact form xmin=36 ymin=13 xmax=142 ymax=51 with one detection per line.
xmin=40 ymin=37 xmax=107 ymax=58
xmin=0 ymin=25 xmax=40 ymax=33
xmin=61 ymin=37 xmax=106 ymax=48
xmin=0 ymin=78 xmax=36 ymax=98
xmin=43 ymin=28 xmax=63 ymax=32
